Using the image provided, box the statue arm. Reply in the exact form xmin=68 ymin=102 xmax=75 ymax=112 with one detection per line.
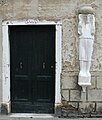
xmin=78 ymin=15 xmax=82 ymax=36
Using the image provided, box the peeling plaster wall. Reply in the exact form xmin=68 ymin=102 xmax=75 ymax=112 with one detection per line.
xmin=0 ymin=0 xmax=102 ymax=115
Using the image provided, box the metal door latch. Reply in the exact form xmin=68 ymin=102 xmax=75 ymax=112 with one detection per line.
xmin=43 ymin=62 xmax=45 ymax=69
xmin=51 ymin=65 xmax=54 ymax=68
xmin=20 ymin=62 xmax=23 ymax=69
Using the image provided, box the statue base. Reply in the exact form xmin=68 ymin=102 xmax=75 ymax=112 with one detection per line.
xmin=78 ymin=75 xmax=91 ymax=92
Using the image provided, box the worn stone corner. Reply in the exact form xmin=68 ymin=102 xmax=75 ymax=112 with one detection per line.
xmin=55 ymin=104 xmax=62 ymax=117
xmin=1 ymin=103 xmax=10 ymax=114
xmin=1 ymin=104 xmax=8 ymax=114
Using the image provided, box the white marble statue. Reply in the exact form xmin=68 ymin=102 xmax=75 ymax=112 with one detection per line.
xmin=78 ymin=14 xmax=95 ymax=92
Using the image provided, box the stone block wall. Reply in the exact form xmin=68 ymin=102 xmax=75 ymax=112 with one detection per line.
xmin=61 ymin=72 xmax=102 ymax=116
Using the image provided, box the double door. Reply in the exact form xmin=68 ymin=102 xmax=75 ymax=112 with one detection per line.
xmin=10 ymin=25 xmax=55 ymax=113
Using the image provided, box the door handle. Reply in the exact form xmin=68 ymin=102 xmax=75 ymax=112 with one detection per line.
xmin=20 ymin=62 xmax=23 ymax=69
xmin=51 ymin=65 xmax=54 ymax=68
xmin=43 ymin=62 xmax=45 ymax=69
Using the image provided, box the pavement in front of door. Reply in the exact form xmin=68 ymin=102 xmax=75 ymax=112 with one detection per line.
xmin=0 ymin=114 xmax=102 ymax=120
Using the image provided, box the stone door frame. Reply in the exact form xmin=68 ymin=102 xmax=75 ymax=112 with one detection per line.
xmin=2 ymin=20 xmax=62 ymax=114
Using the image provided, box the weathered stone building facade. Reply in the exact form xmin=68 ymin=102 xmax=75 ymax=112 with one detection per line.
xmin=0 ymin=0 xmax=102 ymax=117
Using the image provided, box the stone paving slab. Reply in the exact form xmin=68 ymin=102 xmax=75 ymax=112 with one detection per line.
xmin=0 ymin=116 xmax=102 ymax=120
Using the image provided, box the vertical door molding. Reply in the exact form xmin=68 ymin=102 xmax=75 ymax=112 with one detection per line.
xmin=55 ymin=24 xmax=62 ymax=105
xmin=2 ymin=25 xmax=10 ymax=113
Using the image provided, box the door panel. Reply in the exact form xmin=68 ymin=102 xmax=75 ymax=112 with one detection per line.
xmin=32 ymin=26 xmax=55 ymax=104
xmin=10 ymin=25 xmax=55 ymax=113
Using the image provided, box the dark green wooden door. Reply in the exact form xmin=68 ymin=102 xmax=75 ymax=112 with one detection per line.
xmin=9 ymin=25 xmax=55 ymax=113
